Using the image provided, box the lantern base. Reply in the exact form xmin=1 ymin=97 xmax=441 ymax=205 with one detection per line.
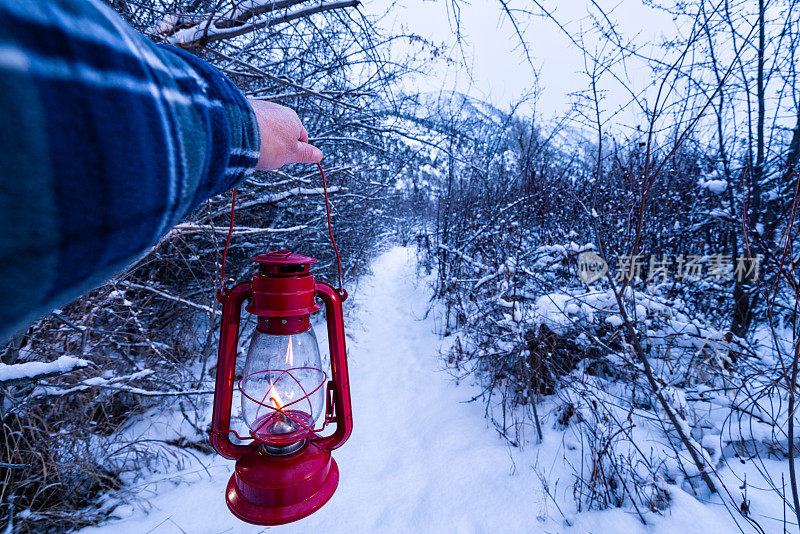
xmin=226 ymin=442 xmax=339 ymax=526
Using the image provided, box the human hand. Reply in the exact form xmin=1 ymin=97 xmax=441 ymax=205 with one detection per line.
xmin=248 ymin=100 xmax=323 ymax=170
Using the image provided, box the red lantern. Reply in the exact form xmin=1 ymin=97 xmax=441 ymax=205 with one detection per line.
xmin=210 ymin=250 xmax=352 ymax=526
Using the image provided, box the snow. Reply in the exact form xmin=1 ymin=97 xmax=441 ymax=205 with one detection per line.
xmin=699 ymin=178 xmax=728 ymax=194
xmin=146 ymin=14 xmax=182 ymax=36
xmin=0 ymin=355 xmax=89 ymax=383
xmin=78 ymin=248 xmax=787 ymax=534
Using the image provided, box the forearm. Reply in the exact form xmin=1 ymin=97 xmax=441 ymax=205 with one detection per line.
xmin=0 ymin=0 xmax=259 ymax=340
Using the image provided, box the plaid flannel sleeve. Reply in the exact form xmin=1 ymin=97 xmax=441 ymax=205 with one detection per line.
xmin=0 ymin=0 xmax=261 ymax=341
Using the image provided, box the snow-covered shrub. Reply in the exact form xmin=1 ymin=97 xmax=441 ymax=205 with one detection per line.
xmin=417 ymin=98 xmax=800 ymax=525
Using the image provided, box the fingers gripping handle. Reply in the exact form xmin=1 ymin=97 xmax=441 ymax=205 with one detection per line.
xmin=313 ymin=281 xmax=353 ymax=451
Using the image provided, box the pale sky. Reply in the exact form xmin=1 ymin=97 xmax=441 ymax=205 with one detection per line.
xmin=366 ymin=0 xmax=676 ymax=127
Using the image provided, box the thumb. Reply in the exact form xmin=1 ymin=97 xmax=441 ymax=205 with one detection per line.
xmin=294 ymin=141 xmax=323 ymax=163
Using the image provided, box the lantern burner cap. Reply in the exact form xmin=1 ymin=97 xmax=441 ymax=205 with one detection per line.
xmin=251 ymin=250 xmax=318 ymax=277
xmin=269 ymin=412 xmax=298 ymax=435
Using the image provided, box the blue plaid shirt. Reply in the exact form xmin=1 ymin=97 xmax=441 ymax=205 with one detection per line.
xmin=0 ymin=0 xmax=261 ymax=341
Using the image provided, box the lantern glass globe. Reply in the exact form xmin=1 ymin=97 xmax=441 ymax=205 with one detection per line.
xmin=241 ymin=326 xmax=326 ymax=447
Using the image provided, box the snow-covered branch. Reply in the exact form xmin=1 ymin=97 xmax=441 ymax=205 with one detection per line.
xmin=169 ymin=223 xmax=307 ymax=236
xmin=158 ymin=0 xmax=360 ymax=49
xmin=116 ymin=282 xmax=220 ymax=315
xmin=212 ymin=186 xmax=343 ymax=218
xmin=33 ymin=369 xmax=213 ymax=397
xmin=0 ymin=355 xmax=90 ymax=386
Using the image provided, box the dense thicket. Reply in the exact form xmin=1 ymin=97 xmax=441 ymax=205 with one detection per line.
xmin=415 ymin=0 xmax=800 ymax=529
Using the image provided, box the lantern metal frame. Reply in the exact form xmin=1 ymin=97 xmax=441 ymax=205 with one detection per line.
xmin=239 ymin=365 xmax=328 ymax=445
xmin=210 ymin=250 xmax=352 ymax=526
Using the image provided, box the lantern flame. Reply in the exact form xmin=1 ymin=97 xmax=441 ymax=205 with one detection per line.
xmin=267 ymin=382 xmax=285 ymax=411
xmin=286 ymin=335 xmax=294 ymax=366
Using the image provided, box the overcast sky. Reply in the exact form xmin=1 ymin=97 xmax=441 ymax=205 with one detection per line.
xmin=367 ymin=0 xmax=676 ymax=126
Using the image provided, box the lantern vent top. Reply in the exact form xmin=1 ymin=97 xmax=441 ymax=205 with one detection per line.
xmin=251 ymin=250 xmax=317 ymax=276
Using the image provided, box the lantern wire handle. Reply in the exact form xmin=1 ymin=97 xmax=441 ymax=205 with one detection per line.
xmin=317 ymin=162 xmax=344 ymax=294
xmin=218 ymin=163 xmax=345 ymax=295
xmin=219 ymin=187 xmax=237 ymax=294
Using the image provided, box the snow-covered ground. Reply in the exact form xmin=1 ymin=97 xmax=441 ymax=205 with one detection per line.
xmin=79 ymin=247 xmax=785 ymax=533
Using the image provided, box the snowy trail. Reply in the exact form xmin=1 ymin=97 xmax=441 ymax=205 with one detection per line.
xmin=81 ymin=247 xmax=752 ymax=534
xmin=78 ymin=247 xmax=540 ymax=533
